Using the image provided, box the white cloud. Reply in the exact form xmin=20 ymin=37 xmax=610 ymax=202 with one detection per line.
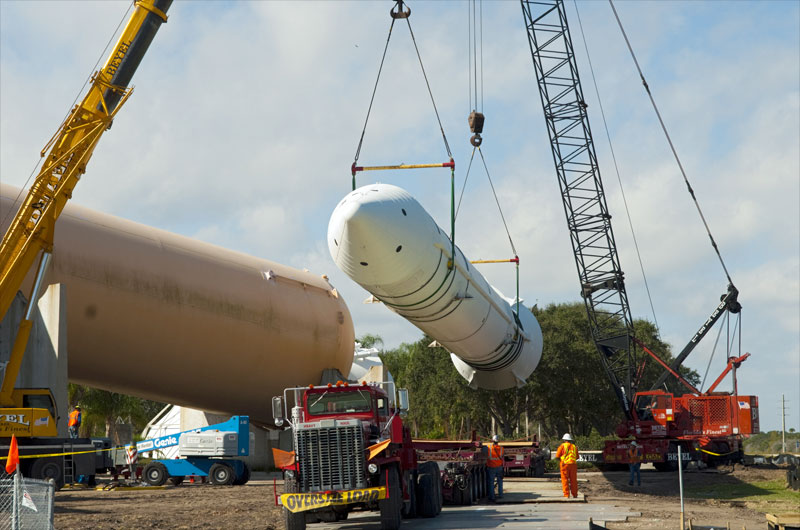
xmin=1 ymin=0 xmax=797 ymax=431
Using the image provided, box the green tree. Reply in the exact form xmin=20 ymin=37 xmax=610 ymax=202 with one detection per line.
xmin=357 ymin=334 xmax=384 ymax=349
xmin=380 ymin=301 xmax=700 ymax=445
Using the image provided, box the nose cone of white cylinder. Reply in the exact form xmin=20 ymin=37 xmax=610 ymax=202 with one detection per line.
xmin=328 ymin=183 xmax=543 ymax=390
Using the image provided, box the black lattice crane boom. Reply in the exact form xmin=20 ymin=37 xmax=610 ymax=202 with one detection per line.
xmin=520 ymin=0 xmax=639 ymax=418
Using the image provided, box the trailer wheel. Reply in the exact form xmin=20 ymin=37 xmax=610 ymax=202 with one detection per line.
xmin=415 ymin=469 xmax=437 ymax=517
xmin=233 ymin=463 xmax=251 ymax=485
xmin=143 ymin=462 xmax=168 ymax=486
xmin=284 ymin=473 xmax=306 ymax=530
xmin=379 ymin=467 xmax=402 ymax=530
xmin=432 ymin=465 xmax=443 ymax=514
xmin=458 ymin=474 xmax=472 ymax=505
xmin=534 ymin=458 xmax=545 ymax=478
xmin=209 ymin=463 xmax=235 ymax=485
xmin=31 ymin=458 xmax=64 ymax=490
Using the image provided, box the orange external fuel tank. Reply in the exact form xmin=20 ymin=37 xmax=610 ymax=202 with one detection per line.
xmin=1 ymin=183 xmax=354 ymax=423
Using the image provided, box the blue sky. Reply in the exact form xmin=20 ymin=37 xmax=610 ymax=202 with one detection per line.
xmin=1 ymin=1 xmax=797 ymax=432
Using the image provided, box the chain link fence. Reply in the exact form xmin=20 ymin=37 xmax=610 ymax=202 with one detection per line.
xmin=0 ymin=471 xmax=55 ymax=530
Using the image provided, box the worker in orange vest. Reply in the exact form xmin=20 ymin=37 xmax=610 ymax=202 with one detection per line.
xmin=486 ymin=434 xmax=504 ymax=502
xmin=555 ymin=433 xmax=579 ymax=498
xmin=628 ymin=440 xmax=643 ymax=487
xmin=68 ymin=406 xmax=82 ymax=438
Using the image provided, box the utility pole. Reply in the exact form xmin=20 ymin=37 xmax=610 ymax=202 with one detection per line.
xmin=782 ymin=394 xmax=786 ymax=453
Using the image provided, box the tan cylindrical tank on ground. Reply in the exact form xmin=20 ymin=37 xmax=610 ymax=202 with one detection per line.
xmin=1 ymin=183 xmax=354 ymax=423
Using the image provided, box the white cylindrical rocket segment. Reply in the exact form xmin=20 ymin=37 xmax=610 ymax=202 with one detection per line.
xmin=328 ymin=183 xmax=542 ymax=390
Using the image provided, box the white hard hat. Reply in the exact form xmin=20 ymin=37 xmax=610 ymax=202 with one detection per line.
xmin=630 ymin=440 xmax=639 ymax=447
xmin=562 ymin=433 xmax=573 ymax=441
xmin=492 ymin=434 xmax=499 ymax=442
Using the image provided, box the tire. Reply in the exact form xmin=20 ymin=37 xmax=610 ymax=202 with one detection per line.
xmin=284 ymin=473 xmax=306 ymax=530
xmin=432 ymin=466 xmax=443 ymax=514
xmin=415 ymin=471 xmax=437 ymax=517
xmin=534 ymin=458 xmax=545 ymax=478
xmin=31 ymin=458 xmax=64 ymax=490
xmin=167 ymin=476 xmax=184 ymax=486
xmin=459 ymin=474 xmax=472 ymax=505
xmin=379 ymin=467 xmax=402 ymax=530
xmin=402 ymin=470 xmax=416 ymax=518
xmin=209 ymin=463 xmax=235 ymax=486
xmin=233 ymin=463 xmax=251 ymax=485
xmin=143 ymin=462 xmax=168 ymax=486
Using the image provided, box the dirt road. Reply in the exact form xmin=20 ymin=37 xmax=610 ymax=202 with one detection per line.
xmin=53 ymin=466 xmax=795 ymax=529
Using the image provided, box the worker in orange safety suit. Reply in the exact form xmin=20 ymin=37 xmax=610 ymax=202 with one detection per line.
xmin=68 ymin=406 xmax=82 ymax=438
xmin=486 ymin=434 xmax=504 ymax=501
xmin=555 ymin=433 xmax=579 ymax=498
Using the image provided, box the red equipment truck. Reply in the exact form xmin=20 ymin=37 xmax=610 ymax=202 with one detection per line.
xmin=271 ymin=380 xmax=493 ymax=530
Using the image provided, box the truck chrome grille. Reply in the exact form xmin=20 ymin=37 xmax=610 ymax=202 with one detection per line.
xmin=295 ymin=420 xmax=366 ymax=492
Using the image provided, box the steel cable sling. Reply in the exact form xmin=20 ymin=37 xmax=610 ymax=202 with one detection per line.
xmin=350 ymin=0 xmax=457 ymax=266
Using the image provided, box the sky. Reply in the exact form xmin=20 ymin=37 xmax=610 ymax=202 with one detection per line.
xmin=1 ymin=1 xmax=797 ymax=432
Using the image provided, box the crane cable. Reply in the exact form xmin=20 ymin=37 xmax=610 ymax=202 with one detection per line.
xmin=352 ymin=1 xmax=452 ymax=167
xmin=458 ymin=1 xmax=520 ymax=311
xmin=0 ymin=2 xmax=134 ymax=230
xmin=571 ymin=1 xmax=660 ymax=334
xmin=608 ymin=0 xmax=735 ymax=286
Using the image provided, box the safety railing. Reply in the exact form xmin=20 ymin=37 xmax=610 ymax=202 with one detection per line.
xmin=0 ymin=471 xmax=55 ymax=530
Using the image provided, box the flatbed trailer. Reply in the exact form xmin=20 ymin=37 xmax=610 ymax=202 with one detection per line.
xmin=499 ymin=439 xmax=547 ymax=477
xmin=413 ymin=435 xmax=488 ymax=505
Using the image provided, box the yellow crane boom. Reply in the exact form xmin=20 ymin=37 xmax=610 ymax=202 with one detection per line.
xmin=0 ymin=0 xmax=171 ymax=410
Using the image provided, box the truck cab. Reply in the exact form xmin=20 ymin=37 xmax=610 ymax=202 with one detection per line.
xmin=272 ymin=381 xmax=415 ymax=530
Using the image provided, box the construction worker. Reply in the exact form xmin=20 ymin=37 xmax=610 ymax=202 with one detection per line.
xmin=555 ymin=433 xmax=579 ymax=498
xmin=486 ymin=434 xmax=504 ymax=501
xmin=628 ymin=440 xmax=643 ymax=487
xmin=68 ymin=406 xmax=82 ymax=438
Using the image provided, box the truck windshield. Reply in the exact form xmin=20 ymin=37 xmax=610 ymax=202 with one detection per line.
xmin=308 ymin=391 xmax=371 ymax=415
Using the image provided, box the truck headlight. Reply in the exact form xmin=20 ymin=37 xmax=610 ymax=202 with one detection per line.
xmin=368 ymin=463 xmax=379 ymax=474
xmin=285 ymin=470 xmax=296 ymax=480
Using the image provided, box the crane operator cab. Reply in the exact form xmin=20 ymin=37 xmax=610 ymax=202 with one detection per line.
xmin=636 ymin=395 xmax=658 ymax=421
xmin=634 ymin=393 xmax=674 ymax=424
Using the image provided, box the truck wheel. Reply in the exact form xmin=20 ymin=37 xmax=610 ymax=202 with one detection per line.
xmin=233 ymin=463 xmax=251 ymax=485
xmin=534 ymin=458 xmax=545 ymax=478
xmin=402 ymin=470 xmax=417 ymax=518
xmin=284 ymin=474 xmax=307 ymax=530
xmin=379 ymin=467 xmax=402 ymax=530
xmin=143 ymin=462 xmax=168 ymax=486
xmin=471 ymin=470 xmax=479 ymax=500
xmin=415 ymin=470 xmax=437 ymax=517
xmin=167 ymin=476 xmax=184 ymax=486
xmin=31 ymin=458 xmax=64 ymax=490
xmin=209 ymin=463 xmax=235 ymax=485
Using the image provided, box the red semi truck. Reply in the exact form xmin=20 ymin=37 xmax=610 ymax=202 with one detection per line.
xmin=271 ymin=381 xmax=491 ymax=530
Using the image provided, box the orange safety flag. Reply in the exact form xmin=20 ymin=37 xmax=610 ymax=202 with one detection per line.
xmin=366 ymin=439 xmax=391 ymax=461
xmin=272 ymin=448 xmax=296 ymax=468
xmin=5 ymin=434 xmax=19 ymax=474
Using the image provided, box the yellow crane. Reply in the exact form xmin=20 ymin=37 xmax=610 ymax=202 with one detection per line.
xmin=0 ymin=0 xmax=171 ymax=481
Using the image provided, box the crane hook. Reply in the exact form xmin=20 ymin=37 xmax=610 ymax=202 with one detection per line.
xmin=390 ymin=0 xmax=411 ymax=19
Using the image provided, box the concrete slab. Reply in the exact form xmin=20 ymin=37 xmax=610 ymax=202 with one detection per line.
xmin=499 ymin=477 xmax=585 ymax=503
xmin=312 ymin=502 xmax=640 ymax=529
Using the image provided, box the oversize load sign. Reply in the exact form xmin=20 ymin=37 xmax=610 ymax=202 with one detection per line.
xmin=280 ymin=486 xmax=387 ymax=513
